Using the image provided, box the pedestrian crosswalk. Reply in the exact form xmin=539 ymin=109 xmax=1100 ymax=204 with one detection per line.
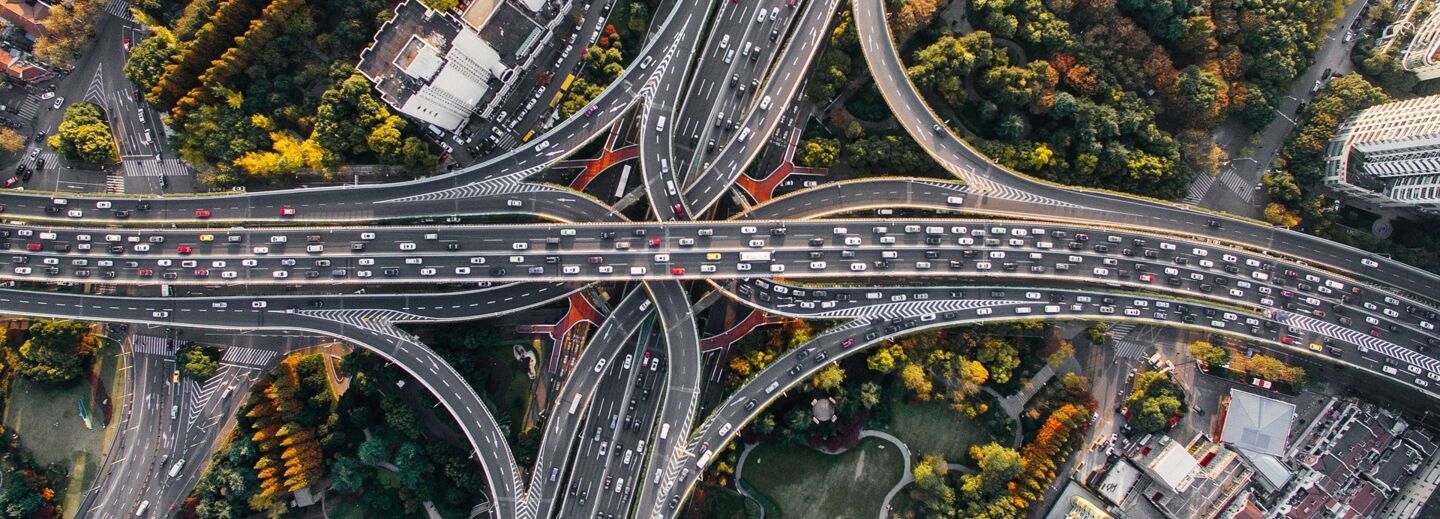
xmin=132 ymin=334 xmax=169 ymax=355
xmin=220 ymin=346 xmax=277 ymax=367
xmin=1219 ymin=168 xmax=1254 ymax=203
xmin=122 ymin=158 xmax=191 ymax=176
xmin=1109 ymin=323 xmax=1137 ymax=341
xmin=104 ymin=174 xmax=125 ymax=194
xmin=1113 ymin=340 xmax=1150 ymax=360
xmin=103 ymin=0 xmax=132 ymax=20
xmin=15 ymin=95 xmax=38 ymax=120
xmin=1184 ymin=172 xmax=1216 ymax=204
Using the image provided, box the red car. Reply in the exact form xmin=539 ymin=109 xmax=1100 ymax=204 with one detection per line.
xmin=193 ymin=269 xmax=209 ymax=277
xmin=648 ymin=238 xmax=662 ymax=247
xmin=280 ymin=207 xmax=296 ymax=216
xmin=841 ymin=338 xmax=855 ymax=349
xmin=25 ymin=242 xmax=41 ymax=251
xmin=672 ymin=203 xmax=687 ymax=218
xmin=3 ymin=177 xmax=17 ymax=188
xmin=122 ymin=37 xmax=130 ymax=51
xmin=1139 ymin=273 xmax=1155 ymax=283
xmin=138 ymin=269 xmax=154 ymax=277
xmin=176 ymin=245 xmax=193 ymax=255
xmin=195 ymin=209 xmax=212 ymax=219
xmin=671 ymin=267 xmax=686 ymax=275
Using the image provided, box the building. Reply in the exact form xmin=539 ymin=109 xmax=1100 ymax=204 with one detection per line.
xmin=0 ymin=0 xmax=49 ymax=39
xmin=1 ymin=47 xmax=53 ymax=83
xmin=1403 ymin=9 xmax=1440 ymax=80
xmin=1323 ymin=95 xmax=1440 ymax=214
xmin=357 ymin=0 xmax=517 ymax=132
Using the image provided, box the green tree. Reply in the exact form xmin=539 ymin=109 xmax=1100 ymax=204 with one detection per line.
xmin=420 ymin=0 xmax=458 ymax=10
xmin=358 ymin=435 xmax=390 ymax=465
xmin=980 ymin=65 xmax=1037 ymax=109
xmin=973 ymin=337 xmax=1020 ymax=384
xmin=796 ymin=137 xmax=840 ymax=168
xmin=32 ymin=0 xmax=103 ymax=68
xmin=329 ymin=455 xmax=370 ymax=493
xmin=1263 ymin=170 xmax=1303 ymax=206
xmin=858 ymin=382 xmax=882 ymax=409
xmin=1125 ymin=371 xmax=1185 ymax=433
xmin=908 ymin=31 xmax=1003 ymax=106
xmin=16 ymin=320 xmax=93 ymax=383
xmin=962 ymin=442 xmax=1024 ymax=495
xmin=1086 ymin=323 xmax=1108 ymax=344
xmin=178 ymin=343 xmax=221 ymax=380
xmin=1174 ymin=65 xmax=1228 ymax=126
xmin=912 ymin=453 xmax=955 ymax=513
xmin=48 ymin=102 xmax=116 ymax=163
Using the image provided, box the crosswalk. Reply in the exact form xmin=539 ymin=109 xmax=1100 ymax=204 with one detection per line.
xmin=132 ymin=334 xmax=169 ymax=355
xmin=1113 ymin=340 xmax=1151 ymax=360
xmin=1219 ymin=168 xmax=1254 ymax=203
xmin=103 ymin=0 xmax=132 ymax=20
xmin=220 ymin=346 xmax=277 ymax=367
xmin=1184 ymin=172 xmax=1216 ymax=204
xmin=104 ymin=174 xmax=125 ymax=194
xmin=1109 ymin=323 xmax=1137 ymax=340
xmin=15 ymin=95 xmax=38 ymax=120
xmin=122 ymin=158 xmax=191 ymax=177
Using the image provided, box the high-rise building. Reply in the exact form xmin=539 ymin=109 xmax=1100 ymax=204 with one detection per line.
xmin=1323 ymin=95 xmax=1440 ymax=214
xmin=1403 ymin=10 xmax=1440 ymax=80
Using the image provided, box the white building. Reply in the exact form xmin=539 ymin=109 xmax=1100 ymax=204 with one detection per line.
xmin=1323 ymin=95 xmax=1440 ymax=214
xmin=1402 ymin=9 xmax=1440 ymax=80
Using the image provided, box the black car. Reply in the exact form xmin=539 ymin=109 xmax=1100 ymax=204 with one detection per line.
xmin=44 ymin=205 xmax=61 ymax=214
xmin=114 ymin=210 xmax=131 ymax=218
xmin=136 ymin=202 xmax=151 ymax=211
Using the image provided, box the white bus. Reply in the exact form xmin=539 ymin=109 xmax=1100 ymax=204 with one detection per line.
xmin=569 ymin=394 xmax=583 ymax=415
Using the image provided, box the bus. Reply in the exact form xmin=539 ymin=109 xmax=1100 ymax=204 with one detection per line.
xmin=560 ymin=74 xmax=576 ymax=91
xmin=658 ymin=423 xmax=670 ymax=440
xmin=167 ymin=459 xmax=185 ymax=479
xmin=739 ymin=251 xmax=772 ymax=262
xmin=549 ymin=91 xmax=564 ymax=108
xmin=568 ymin=394 xmax=583 ymax=415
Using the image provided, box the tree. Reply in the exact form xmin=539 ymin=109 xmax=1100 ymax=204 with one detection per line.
xmin=912 ymin=453 xmax=955 ymax=513
xmin=980 ymin=65 xmax=1038 ymax=109
xmin=1188 ymin=341 xmax=1229 ymax=367
xmin=16 ymin=320 xmax=93 ymax=383
xmin=1086 ymin=323 xmax=1108 ymax=344
xmin=858 ymin=382 xmax=882 ymax=409
xmin=329 ymin=455 xmax=370 ymax=494
xmin=0 ymin=128 xmax=24 ymax=153
xmin=1263 ymin=171 xmax=1302 ymax=206
xmin=973 ymin=337 xmax=1020 ymax=384
xmin=126 ymin=33 xmax=179 ymax=98
xmin=358 ymin=435 xmax=390 ymax=465
xmin=811 ymin=363 xmax=845 ymax=391
xmin=1174 ymin=66 xmax=1228 ymax=126
xmin=311 ymin=72 xmax=435 ymax=168
xmin=867 ymin=348 xmax=897 ymax=373
xmin=796 ymin=137 xmax=840 ymax=168
xmin=1125 ymin=371 xmax=1185 ymax=433
xmin=901 ymin=363 xmax=934 ymax=400
xmin=908 ymin=32 xmax=1004 ymax=106
xmin=1230 ymin=353 xmax=1305 ymax=384
xmin=178 ymin=343 xmax=221 ymax=380
xmin=32 ymin=0 xmax=103 ymax=68
xmin=48 ymin=102 xmax=116 ymax=163
xmin=1263 ymin=203 xmax=1301 ymax=228
xmin=890 ymin=0 xmax=942 ymax=36
xmin=963 ymin=442 xmax=1024 ymax=495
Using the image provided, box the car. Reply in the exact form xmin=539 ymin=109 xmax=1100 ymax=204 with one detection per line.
xmin=195 ymin=209 xmax=212 ymax=219
xmin=176 ymin=245 xmax=193 ymax=254
xmin=66 ymin=209 xmax=82 ymax=218
xmin=841 ymin=338 xmax=854 ymax=348
xmin=52 ymin=96 xmax=64 ymax=109
xmin=506 ymin=199 xmax=523 ymax=207
xmin=279 ymin=207 xmax=297 ymax=216
xmin=2 ymin=177 xmax=16 ymax=188
xmin=1361 ymin=258 xmax=1379 ymax=268
xmin=671 ymin=267 xmax=686 ymax=275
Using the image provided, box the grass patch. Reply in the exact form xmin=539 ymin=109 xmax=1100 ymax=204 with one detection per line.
xmin=882 ymin=385 xmax=1006 ymax=462
xmin=741 ymin=437 xmax=904 ymax=519
xmin=711 ymin=487 xmax=762 ymax=519
xmin=2 ymin=376 xmax=111 ymax=511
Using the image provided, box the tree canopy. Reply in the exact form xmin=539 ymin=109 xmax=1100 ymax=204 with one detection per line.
xmin=48 ymin=103 xmax=116 ymax=164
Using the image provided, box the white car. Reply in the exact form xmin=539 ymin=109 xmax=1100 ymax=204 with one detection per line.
xmin=850 ymin=262 xmax=866 ymax=271
xmin=96 ymin=201 xmax=111 ymax=209
xmin=976 ymin=308 xmax=992 ymax=315
xmin=507 ymin=199 xmax=523 ymax=207
xmin=400 ymin=242 xmax=417 ymax=250
xmin=52 ymin=96 xmax=64 ymax=109
xmin=810 ymin=261 xmax=826 ymax=270
xmin=454 ymin=267 xmax=471 ymax=275
xmin=67 ymin=209 xmax=83 ymax=218
xmin=272 ymin=271 xmax=289 ymax=279
xmin=420 ymin=268 xmax=437 ymax=276
xmin=221 ymin=271 xmax=238 ymax=279
xmin=737 ymin=263 xmax=752 ymax=271
xmin=1361 ymin=258 xmax=1380 ymax=268
xmin=152 ymin=311 xmax=169 ymax=318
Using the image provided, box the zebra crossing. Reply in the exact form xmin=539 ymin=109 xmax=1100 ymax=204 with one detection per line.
xmin=1108 ymin=323 xmax=1137 ymax=340
xmin=1183 ymin=172 xmax=1216 ymax=204
xmin=103 ymin=0 xmax=132 ymax=20
xmin=15 ymin=95 xmax=38 ymax=120
xmin=131 ymin=334 xmax=170 ymax=355
xmin=1219 ymin=168 xmax=1254 ymax=203
xmin=122 ymin=158 xmax=191 ymax=177
xmin=1278 ymin=311 xmax=1440 ymax=373
xmin=1113 ymin=340 xmax=1151 ymax=360
xmin=104 ymin=174 xmax=125 ymax=194
xmin=220 ymin=346 xmax=277 ymax=367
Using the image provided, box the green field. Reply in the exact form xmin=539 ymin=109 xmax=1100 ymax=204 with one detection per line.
xmin=741 ymin=438 xmax=904 ymax=519
xmin=884 ymin=388 xmax=1005 ymax=462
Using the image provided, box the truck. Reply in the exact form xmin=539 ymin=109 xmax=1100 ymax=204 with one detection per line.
xmin=569 ymin=393 xmax=583 ymax=414
xmin=739 ymin=251 xmax=772 ymax=262
xmin=167 ymin=459 xmax=186 ymax=479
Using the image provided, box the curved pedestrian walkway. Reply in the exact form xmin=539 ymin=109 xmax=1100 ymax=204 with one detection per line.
xmin=861 ymin=430 xmax=915 ymax=519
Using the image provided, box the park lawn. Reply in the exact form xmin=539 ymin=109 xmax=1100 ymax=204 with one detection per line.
xmin=884 ymin=386 xmax=1003 ymax=462
xmin=2 ymin=377 xmax=110 ymax=513
xmin=710 ymin=487 xmax=761 ymax=519
xmin=741 ymin=438 xmax=903 ymax=519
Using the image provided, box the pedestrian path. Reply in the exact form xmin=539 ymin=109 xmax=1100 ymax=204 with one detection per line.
xmin=131 ymin=334 xmax=169 ymax=355
xmin=220 ymin=345 xmax=277 ymax=367
xmin=122 ymin=158 xmax=191 ymax=176
xmin=1183 ymin=172 xmax=1215 ymax=204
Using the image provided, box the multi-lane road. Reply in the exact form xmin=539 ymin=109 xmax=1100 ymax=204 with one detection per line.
xmin=9 ymin=0 xmax=1440 ymax=517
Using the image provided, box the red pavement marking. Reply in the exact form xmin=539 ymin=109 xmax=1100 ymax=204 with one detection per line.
xmin=701 ymin=310 xmax=784 ymax=351
xmin=569 ymin=145 xmax=638 ymax=192
xmin=736 ymin=131 xmax=827 ymax=203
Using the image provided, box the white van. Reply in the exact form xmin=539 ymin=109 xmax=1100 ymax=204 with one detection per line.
xmin=656 ymin=116 xmax=667 ymax=133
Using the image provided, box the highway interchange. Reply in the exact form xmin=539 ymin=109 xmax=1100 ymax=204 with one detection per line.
xmin=5 ymin=0 xmax=1440 ymax=517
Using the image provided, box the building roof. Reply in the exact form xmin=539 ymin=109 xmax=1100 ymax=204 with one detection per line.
xmin=1239 ymin=449 xmax=1293 ymax=490
xmin=1221 ymin=389 xmax=1297 ymax=457
xmin=1 ymin=48 xmax=52 ymax=83
xmin=1145 ymin=440 xmax=1200 ymax=493
xmin=0 ymin=0 xmax=49 ymax=38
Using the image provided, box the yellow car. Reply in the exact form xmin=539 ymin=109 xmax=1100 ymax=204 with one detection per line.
xmin=706 ymin=252 xmax=722 ymax=261
xmin=199 ymin=234 xmax=214 ymax=242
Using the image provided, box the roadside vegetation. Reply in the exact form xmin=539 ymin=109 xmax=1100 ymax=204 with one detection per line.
xmin=176 ymin=342 xmax=222 ymax=381
xmin=181 ymin=351 xmax=484 ymax=517
xmin=124 ymin=0 xmax=437 ymax=187
xmin=557 ymin=1 xmax=654 ymax=118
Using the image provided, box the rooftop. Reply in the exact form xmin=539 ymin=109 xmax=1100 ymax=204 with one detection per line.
xmin=1220 ymin=389 xmax=1296 ymax=457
